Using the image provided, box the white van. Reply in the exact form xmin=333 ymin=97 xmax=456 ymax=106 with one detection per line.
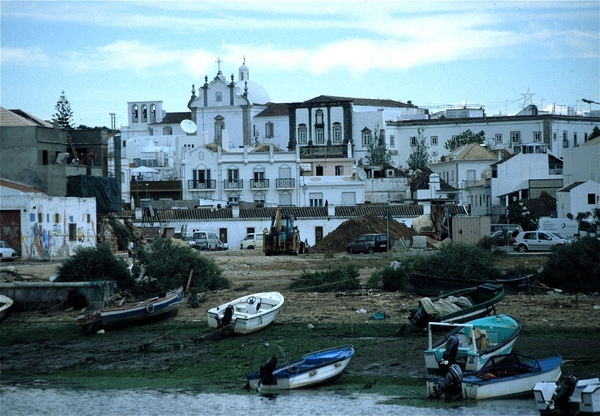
xmin=192 ymin=231 xmax=228 ymax=251
xmin=240 ymin=233 xmax=263 ymax=250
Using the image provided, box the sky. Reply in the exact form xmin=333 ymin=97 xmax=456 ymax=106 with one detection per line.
xmin=1 ymin=1 xmax=599 ymax=129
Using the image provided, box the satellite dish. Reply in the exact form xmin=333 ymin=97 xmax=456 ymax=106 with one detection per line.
xmin=180 ymin=119 xmax=197 ymax=134
xmin=357 ymin=169 xmax=367 ymax=180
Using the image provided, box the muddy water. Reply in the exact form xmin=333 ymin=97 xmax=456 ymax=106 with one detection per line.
xmin=1 ymin=386 xmax=538 ymax=415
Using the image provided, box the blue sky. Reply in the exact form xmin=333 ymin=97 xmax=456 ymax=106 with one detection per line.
xmin=1 ymin=1 xmax=598 ymax=128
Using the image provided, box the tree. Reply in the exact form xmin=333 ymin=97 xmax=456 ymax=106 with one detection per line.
xmin=498 ymin=201 xmax=539 ymax=231
xmin=406 ymin=127 xmax=430 ymax=171
xmin=53 ymin=91 xmax=74 ymax=129
xmin=588 ymin=126 xmax=600 ymax=142
xmin=366 ymin=125 xmax=393 ymax=166
xmin=444 ymin=129 xmax=486 ymax=151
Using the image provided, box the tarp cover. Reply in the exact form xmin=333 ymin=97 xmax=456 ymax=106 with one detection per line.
xmin=67 ymin=175 xmax=120 ymax=213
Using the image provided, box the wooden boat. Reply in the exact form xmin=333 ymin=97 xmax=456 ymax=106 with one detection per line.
xmin=207 ymin=292 xmax=284 ymax=335
xmin=534 ymin=375 xmax=600 ymax=415
xmin=0 ymin=294 xmax=14 ymax=320
xmin=427 ymin=353 xmax=562 ymax=400
xmin=246 ymin=345 xmax=355 ymax=391
xmin=77 ymin=287 xmax=184 ymax=332
xmin=409 ymin=283 xmax=506 ymax=329
xmin=423 ymin=314 xmax=521 ymax=376
xmin=409 ymin=273 xmax=531 ymax=297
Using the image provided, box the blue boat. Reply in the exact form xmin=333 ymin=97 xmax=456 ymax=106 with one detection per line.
xmin=246 ymin=345 xmax=355 ymax=391
xmin=423 ymin=314 xmax=521 ymax=376
xmin=427 ymin=353 xmax=562 ymax=400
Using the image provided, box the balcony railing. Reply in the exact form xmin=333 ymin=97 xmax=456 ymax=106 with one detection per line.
xmin=188 ymin=179 xmax=216 ymax=190
xmin=224 ymin=179 xmax=243 ymax=190
xmin=250 ymin=179 xmax=269 ymax=189
xmin=276 ymin=178 xmax=295 ymax=189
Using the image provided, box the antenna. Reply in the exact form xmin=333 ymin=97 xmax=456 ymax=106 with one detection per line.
xmin=180 ymin=119 xmax=197 ymax=134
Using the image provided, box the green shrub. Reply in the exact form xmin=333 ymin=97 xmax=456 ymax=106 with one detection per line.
xmin=108 ymin=219 xmax=133 ymax=251
xmin=406 ymin=242 xmax=503 ymax=281
xmin=55 ymin=243 xmax=132 ymax=287
xmin=133 ymin=238 xmax=228 ymax=298
xmin=289 ymin=265 xmax=360 ymax=292
xmin=539 ymin=237 xmax=600 ymax=293
xmin=366 ymin=264 xmax=412 ymax=291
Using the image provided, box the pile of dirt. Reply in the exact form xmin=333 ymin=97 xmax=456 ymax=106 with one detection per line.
xmin=311 ymin=213 xmax=416 ymax=253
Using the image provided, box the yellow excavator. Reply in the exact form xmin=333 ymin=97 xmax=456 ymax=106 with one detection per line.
xmin=263 ymin=207 xmax=307 ymax=256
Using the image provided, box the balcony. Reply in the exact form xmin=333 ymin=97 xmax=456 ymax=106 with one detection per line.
xmin=250 ymin=179 xmax=269 ymax=190
xmin=276 ymin=178 xmax=295 ymax=189
xmin=224 ymin=179 xmax=243 ymax=190
xmin=188 ymin=179 xmax=216 ymax=190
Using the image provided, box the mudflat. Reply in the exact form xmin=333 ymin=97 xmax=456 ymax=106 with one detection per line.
xmin=1 ymin=250 xmax=598 ymax=392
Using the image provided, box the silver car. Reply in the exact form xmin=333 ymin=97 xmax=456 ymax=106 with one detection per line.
xmin=0 ymin=240 xmax=17 ymax=261
xmin=513 ymin=231 xmax=567 ymax=252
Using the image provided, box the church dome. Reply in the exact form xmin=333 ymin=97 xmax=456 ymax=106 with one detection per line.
xmin=235 ymin=80 xmax=271 ymax=105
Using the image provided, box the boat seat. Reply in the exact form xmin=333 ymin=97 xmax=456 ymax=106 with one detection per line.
xmin=234 ymin=305 xmax=246 ymax=313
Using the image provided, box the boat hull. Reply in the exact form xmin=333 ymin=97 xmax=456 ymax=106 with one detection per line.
xmin=409 ymin=273 xmax=530 ymax=297
xmin=77 ymin=287 xmax=183 ymax=331
xmin=207 ymin=292 xmax=284 ymax=334
xmin=423 ymin=314 xmax=521 ymax=376
xmin=409 ymin=283 xmax=505 ymax=329
xmin=534 ymin=377 xmax=600 ymax=415
xmin=246 ymin=346 xmax=355 ymax=390
xmin=0 ymin=294 xmax=14 ymax=320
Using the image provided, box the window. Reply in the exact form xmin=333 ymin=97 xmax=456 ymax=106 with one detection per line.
xmin=534 ymin=132 xmax=541 ymax=142
xmin=227 ymin=168 xmax=239 ymax=182
xmin=511 ymin=131 xmax=520 ymax=145
xmin=42 ymin=150 xmax=48 ymax=165
xmin=163 ymin=126 xmax=172 ymax=135
xmin=309 ymin=192 xmax=323 ymax=207
xmin=335 ymin=165 xmax=344 ymax=176
xmin=228 ymin=196 xmax=239 ymax=204
xmin=132 ymin=105 xmax=139 ymax=123
xmin=361 ymin=128 xmax=372 ymax=147
xmin=316 ymin=127 xmax=324 ymax=144
xmin=495 ymin=133 xmax=502 ymax=143
xmin=333 ymin=123 xmax=342 ymax=143
xmin=588 ymin=193 xmax=596 ymax=204
xmin=69 ymin=223 xmax=77 ymax=242
xmin=298 ymin=124 xmax=307 ymax=144
xmin=38 ymin=213 xmax=43 ymax=223
xmin=390 ymin=134 xmax=395 ymax=147
xmin=141 ymin=104 xmax=147 ymax=123
xmin=215 ymin=91 xmax=222 ymax=102
xmin=553 ymin=132 xmax=557 ymax=141
xmin=265 ymin=122 xmax=274 ymax=139
xmin=410 ymin=136 xmax=417 ymax=146
xmin=573 ymin=132 xmax=578 ymax=147
xmin=54 ymin=213 xmax=60 ymax=223
xmin=87 ymin=214 xmax=91 ymax=223
xmin=563 ymin=130 xmax=569 ymax=148
xmin=315 ymin=109 xmax=324 ymax=125
xmin=316 ymin=165 xmax=324 ymax=176
xmin=430 ymin=136 xmax=437 ymax=146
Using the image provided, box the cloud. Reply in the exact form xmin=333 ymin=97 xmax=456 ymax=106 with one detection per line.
xmin=0 ymin=47 xmax=51 ymax=67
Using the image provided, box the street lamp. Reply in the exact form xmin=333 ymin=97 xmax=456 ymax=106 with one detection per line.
xmin=582 ymin=98 xmax=600 ymax=113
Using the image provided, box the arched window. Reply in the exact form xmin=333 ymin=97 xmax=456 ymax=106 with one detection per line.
xmin=132 ymin=105 xmax=139 ymax=123
xmin=298 ymin=124 xmax=307 ymax=144
xmin=361 ymin=127 xmax=372 ymax=147
xmin=265 ymin=122 xmax=274 ymax=139
xmin=150 ymin=104 xmax=156 ymax=122
xmin=333 ymin=122 xmax=342 ymax=143
xmin=163 ymin=126 xmax=172 ymax=135
xmin=141 ymin=104 xmax=148 ymax=123
xmin=214 ymin=116 xmax=225 ymax=142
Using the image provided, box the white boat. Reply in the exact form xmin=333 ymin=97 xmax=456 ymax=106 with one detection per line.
xmin=0 ymin=294 xmax=14 ymax=320
xmin=428 ymin=353 xmax=562 ymax=401
xmin=207 ymin=292 xmax=284 ymax=334
xmin=533 ymin=375 xmax=600 ymax=415
xmin=423 ymin=314 xmax=521 ymax=375
xmin=246 ymin=345 xmax=355 ymax=390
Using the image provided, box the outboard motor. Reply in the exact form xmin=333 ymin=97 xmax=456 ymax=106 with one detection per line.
xmin=217 ymin=305 xmax=234 ymax=328
xmin=259 ymin=356 xmax=278 ymax=386
xmin=432 ymin=364 xmax=463 ymax=400
xmin=441 ymin=335 xmax=460 ymax=366
xmin=553 ymin=374 xmax=578 ymax=411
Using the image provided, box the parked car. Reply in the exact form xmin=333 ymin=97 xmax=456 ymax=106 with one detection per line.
xmin=346 ymin=233 xmax=388 ymax=254
xmin=490 ymin=230 xmax=509 ymax=246
xmin=512 ymin=231 xmax=568 ymax=252
xmin=0 ymin=241 xmax=17 ymax=261
xmin=240 ymin=233 xmax=263 ymax=250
